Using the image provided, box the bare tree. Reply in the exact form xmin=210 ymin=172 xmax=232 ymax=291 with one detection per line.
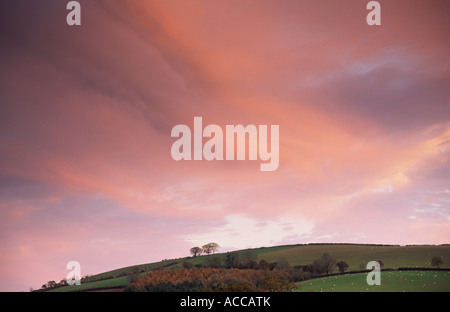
xmin=321 ymin=253 xmax=337 ymax=275
xmin=202 ymin=242 xmax=220 ymax=255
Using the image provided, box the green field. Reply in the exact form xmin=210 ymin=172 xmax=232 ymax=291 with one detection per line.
xmin=256 ymin=244 xmax=450 ymax=270
xmin=48 ymin=243 xmax=450 ymax=292
xmin=296 ymin=270 xmax=450 ymax=292
xmin=49 ymin=276 xmax=130 ymax=292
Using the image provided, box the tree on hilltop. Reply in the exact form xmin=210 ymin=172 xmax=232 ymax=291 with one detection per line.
xmin=202 ymin=242 xmax=220 ymax=255
xmin=190 ymin=247 xmax=203 ymax=257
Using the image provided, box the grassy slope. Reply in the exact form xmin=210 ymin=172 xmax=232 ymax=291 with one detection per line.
xmin=296 ymin=270 xmax=450 ymax=292
xmin=49 ymin=276 xmax=130 ymax=292
xmin=51 ymin=243 xmax=450 ymax=292
xmin=257 ymin=244 xmax=450 ymax=270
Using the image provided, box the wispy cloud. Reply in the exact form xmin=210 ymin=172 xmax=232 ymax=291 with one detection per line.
xmin=0 ymin=0 xmax=449 ymax=291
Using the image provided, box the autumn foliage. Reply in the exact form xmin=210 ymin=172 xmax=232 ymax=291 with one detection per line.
xmin=125 ymin=268 xmax=296 ymax=292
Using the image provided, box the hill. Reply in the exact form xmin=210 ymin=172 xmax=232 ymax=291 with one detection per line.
xmin=47 ymin=243 xmax=450 ymax=292
xmin=296 ymin=270 xmax=450 ymax=292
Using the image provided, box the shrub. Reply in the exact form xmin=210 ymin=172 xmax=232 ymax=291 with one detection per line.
xmin=182 ymin=262 xmax=194 ymax=269
xmin=126 ymin=268 xmax=297 ymax=292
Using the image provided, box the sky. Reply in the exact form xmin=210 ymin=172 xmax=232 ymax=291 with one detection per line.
xmin=0 ymin=0 xmax=449 ymax=291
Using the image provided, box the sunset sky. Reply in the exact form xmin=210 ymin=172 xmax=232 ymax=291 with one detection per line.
xmin=0 ymin=0 xmax=449 ymax=291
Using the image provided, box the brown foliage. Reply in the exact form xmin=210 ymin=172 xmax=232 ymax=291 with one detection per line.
xmin=128 ymin=267 xmax=296 ymax=292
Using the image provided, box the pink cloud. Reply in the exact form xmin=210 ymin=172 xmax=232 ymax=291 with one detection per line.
xmin=0 ymin=0 xmax=449 ymax=291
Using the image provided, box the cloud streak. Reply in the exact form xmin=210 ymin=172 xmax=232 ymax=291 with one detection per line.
xmin=0 ymin=0 xmax=449 ymax=291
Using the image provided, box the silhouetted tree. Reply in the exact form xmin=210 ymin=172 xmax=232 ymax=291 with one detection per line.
xmin=312 ymin=253 xmax=337 ymax=275
xmin=312 ymin=259 xmax=327 ymax=275
xmin=322 ymin=253 xmax=337 ymax=275
xmin=202 ymin=242 xmax=220 ymax=255
xmin=336 ymin=261 xmax=349 ymax=273
xmin=190 ymin=247 xmax=203 ymax=257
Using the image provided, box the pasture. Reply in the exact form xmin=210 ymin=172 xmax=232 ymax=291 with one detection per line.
xmin=48 ymin=243 xmax=450 ymax=292
xmin=296 ymin=270 xmax=450 ymax=292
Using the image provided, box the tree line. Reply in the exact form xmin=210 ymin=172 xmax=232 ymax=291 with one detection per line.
xmin=126 ymin=252 xmax=348 ymax=292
